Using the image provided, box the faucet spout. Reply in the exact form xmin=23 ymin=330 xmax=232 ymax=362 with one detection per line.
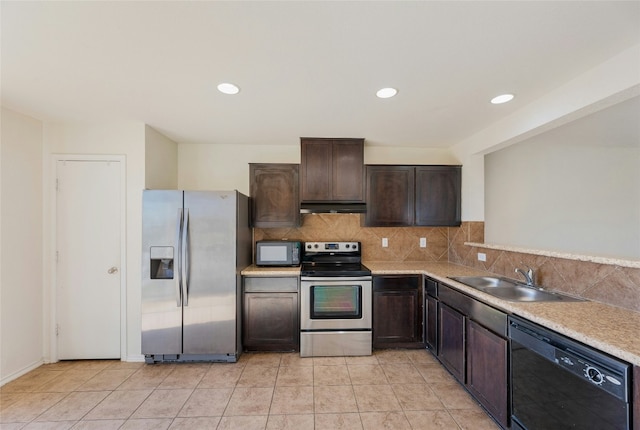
xmin=515 ymin=266 xmax=536 ymax=287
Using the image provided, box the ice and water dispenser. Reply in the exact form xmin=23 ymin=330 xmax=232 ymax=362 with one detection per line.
xmin=150 ymin=246 xmax=174 ymax=279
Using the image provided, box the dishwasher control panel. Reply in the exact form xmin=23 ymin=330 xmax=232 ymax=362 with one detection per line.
xmin=555 ymin=345 xmax=627 ymax=399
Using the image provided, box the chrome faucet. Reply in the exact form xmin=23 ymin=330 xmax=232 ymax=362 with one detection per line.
xmin=515 ymin=265 xmax=536 ymax=287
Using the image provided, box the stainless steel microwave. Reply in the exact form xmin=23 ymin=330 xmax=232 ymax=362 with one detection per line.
xmin=255 ymin=241 xmax=302 ymax=266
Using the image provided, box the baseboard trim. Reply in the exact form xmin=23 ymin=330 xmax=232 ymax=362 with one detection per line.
xmin=126 ymin=354 xmax=146 ymax=363
xmin=1 ymin=359 xmax=44 ymax=387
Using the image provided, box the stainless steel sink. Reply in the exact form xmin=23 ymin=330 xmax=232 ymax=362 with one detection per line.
xmin=448 ymin=276 xmax=520 ymax=289
xmin=448 ymin=276 xmax=584 ymax=302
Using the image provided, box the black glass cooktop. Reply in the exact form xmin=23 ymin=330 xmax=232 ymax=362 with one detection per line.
xmin=300 ymin=263 xmax=371 ymax=277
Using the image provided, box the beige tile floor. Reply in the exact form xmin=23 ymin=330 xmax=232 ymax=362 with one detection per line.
xmin=1 ymin=349 xmax=500 ymax=430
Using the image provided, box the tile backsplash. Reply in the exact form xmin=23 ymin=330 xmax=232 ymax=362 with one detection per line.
xmin=255 ymin=215 xmax=640 ymax=312
xmin=449 ymin=222 xmax=640 ymax=313
xmin=254 ymin=214 xmax=451 ymax=263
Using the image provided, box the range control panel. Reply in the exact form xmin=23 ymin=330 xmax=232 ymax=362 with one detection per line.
xmin=304 ymin=242 xmax=360 ymax=253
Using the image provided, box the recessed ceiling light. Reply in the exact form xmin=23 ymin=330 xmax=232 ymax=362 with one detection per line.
xmin=376 ymin=87 xmax=398 ymax=99
xmin=217 ymin=83 xmax=240 ymax=95
xmin=491 ymin=94 xmax=514 ymax=104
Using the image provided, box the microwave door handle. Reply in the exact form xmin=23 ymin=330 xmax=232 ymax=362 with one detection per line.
xmin=181 ymin=209 xmax=190 ymax=306
xmin=175 ymin=208 xmax=183 ymax=307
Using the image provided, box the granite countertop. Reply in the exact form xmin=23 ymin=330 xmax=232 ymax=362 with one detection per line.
xmin=242 ymin=262 xmax=640 ymax=366
xmin=241 ymin=265 xmax=302 ymax=276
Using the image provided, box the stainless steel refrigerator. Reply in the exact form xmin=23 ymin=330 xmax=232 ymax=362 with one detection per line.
xmin=141 ymin=190 xmax=251 ymax=363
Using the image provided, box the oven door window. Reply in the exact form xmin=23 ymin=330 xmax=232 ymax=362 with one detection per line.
xmin=310 ymin=285 xmax=362 ymax=319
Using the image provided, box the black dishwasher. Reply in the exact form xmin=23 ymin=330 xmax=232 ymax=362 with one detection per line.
xmin=509 ymin=316 xmax=631 ymax=430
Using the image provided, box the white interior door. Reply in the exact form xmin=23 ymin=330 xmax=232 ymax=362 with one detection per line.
xmin=56 ymin=159 xmax=121 ymax=359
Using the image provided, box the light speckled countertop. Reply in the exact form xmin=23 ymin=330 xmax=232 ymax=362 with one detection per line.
xmin=241 ymin=265 xmax=302 ymax=276
xmin=242 ymin=262 xmax=640 ymax=366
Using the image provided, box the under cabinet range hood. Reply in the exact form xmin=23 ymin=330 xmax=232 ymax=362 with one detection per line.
xmin=300 ymin=202 xmax=367 ymax=214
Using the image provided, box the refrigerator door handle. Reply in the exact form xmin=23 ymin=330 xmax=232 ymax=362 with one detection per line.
xmin=175 ymin=208 xmax=183 ymax=307
xmin=182 ymin=208 xmax=190 ymax=306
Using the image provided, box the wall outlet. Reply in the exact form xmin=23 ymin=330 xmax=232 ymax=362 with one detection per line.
xmin=478 ymin=252 xmax=487 ymax=262
xmin=419 ymin=237 xmax=427 ymax=248
xmin=382 ymin=238 xmax=388 ymax=248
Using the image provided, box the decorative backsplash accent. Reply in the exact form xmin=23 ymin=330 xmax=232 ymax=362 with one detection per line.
xmin=255 ymin=215 xmax=640 ymax=312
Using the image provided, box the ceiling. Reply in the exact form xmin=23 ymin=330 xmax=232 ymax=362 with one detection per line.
xmin=2 ymin=1 xmax=639 ymax=148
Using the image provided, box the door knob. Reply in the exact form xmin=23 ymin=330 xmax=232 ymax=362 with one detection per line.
xmin=108 ymin=266 xmax=119 ymax=274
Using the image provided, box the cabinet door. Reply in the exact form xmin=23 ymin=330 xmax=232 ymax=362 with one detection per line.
xmin=425 ymin=295 xmax=438 ymax=353
xmin=365 ymin=165 xmax=414 ymax=226
xmin=466 ymin=319 xmax=508 ymax=428
xmin=373 ymin=275 xmax=423 ymax=348
xmin=332 ymin=139 xmax=365 ymax=202
xmin=243 ymin=292 xmax=299 ymax=351
xmin=438 ymin=303 xmax=465 ymax=382
xmin=634 ymin=366 xmax=640 ymax=430
xmin=300 ymin=139 xmax=332 ymax=201
xmin=415 ymin=166 xmax=461 ymax=226
xmin=300 ymin=138 xmax=365 ymax=202
xmin=250 ymin=164 xmax=300 ymax=228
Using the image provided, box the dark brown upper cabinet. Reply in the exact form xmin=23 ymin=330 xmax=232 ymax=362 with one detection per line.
xmin=249 ymin=163 xmax=300 ymax=228
xmin=365 ymin=165 xmax=415 ymax=226
xmin=300 ymin=138 xmax=365 ymax=203
xmin=364 ymin=165 xmax=461 ymax=227
xmin=415 ymin=166 xmax=461 ymax=226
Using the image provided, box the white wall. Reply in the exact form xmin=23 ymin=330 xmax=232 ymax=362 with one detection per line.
xmin=145 ymin=125 xmax=178 ymax=189
xmin=1 ymin=108 xmax=44 ymax=384
xmin=453 ymin=44 xmax=640 ymax=223
xmin=485 ymin=106 xmax=640 ymax=259
xmin=178 ymin=144 xmax=300 ymax=193
xmin=42 ymin=122 xmax=146 ymax=362
xmin=364 ymin=146 xmax=459 ymax=165
xmin=178 ymin=143 xmax=460 ymax=194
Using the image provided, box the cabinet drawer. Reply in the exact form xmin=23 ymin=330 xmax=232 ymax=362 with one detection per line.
xmin=244 ymin=277 xmax=298 ymax=293
xmin=425 ymin=277 xmax=438 ymax=297
xmin=373 ymin=275 xmax=421 ymax=291
xmin=472 ymin=302 xmax=508 ymax=337
xmin=439 ymin=284 xmax=472 ymax=312
xmin=439 ymin=283 xmax=507 ymax=337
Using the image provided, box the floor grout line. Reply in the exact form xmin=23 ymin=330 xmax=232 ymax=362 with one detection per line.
xmin=0 ymin=350 xmax=501 ymax=430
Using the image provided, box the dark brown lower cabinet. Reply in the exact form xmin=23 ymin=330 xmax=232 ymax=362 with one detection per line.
xmin=242 ymin=277 xmax=299 ymax=352
xmin=373 ymin=275 xmax=423 ymax=348
xmin=243 ymin=293 xmax=298 ymax=351
xmin=437 ymin=282 xmax=509 ymax=428
xmin=438 ymin=303 xmax=465 ymax=382
xmin=466 ymin=319 xmax=508 ymax=428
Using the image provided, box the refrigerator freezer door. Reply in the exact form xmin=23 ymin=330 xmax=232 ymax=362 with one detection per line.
xmin=142 ymin=190 xmax=183 ymax=355
xmin=182 ymin=191 xmax=238 ymax=355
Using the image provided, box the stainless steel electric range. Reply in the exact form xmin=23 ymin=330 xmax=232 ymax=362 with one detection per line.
xmin=300 ymin=241 xmax=372 ymax=357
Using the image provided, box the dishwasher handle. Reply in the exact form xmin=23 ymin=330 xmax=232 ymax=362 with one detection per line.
xmin=509 ymin=319 xmax=557 ymax=362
